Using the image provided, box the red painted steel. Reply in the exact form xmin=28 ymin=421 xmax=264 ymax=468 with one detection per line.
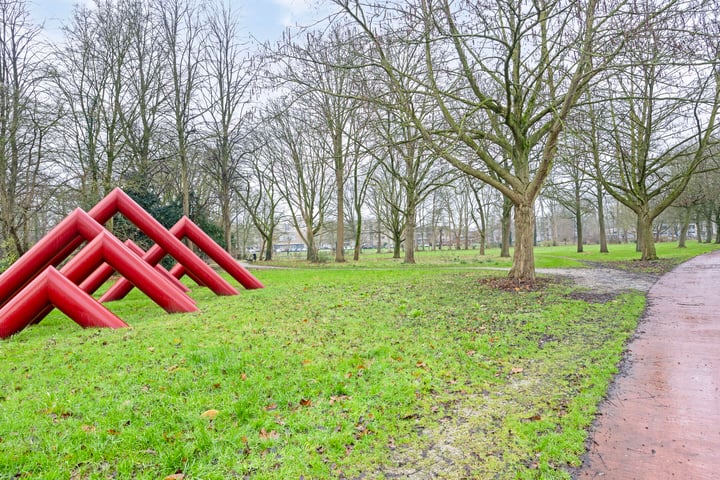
xmin=0 ymin=267 xmax=127 ymax=339
xmin=101 ymin=215 xmax=262 ymax=302
xmin=79 ymin=240 xmax=189 ymax=294
xmin=27 ymin=215 xmax=198 ymax=327
xmin=88 ymin=188 xmax=238 ymax=296
xmin=0 ymin=188 xmax=256 ymax=338
xmin=124 ymin=240 xmax=190 ymax=293
xmin=0 ymin=209 xmax=99 ymax=309
xmin=60 ymin=231 xmax=197 ymax=313
xmin=175 ymin=217 xmax=264 ymax=289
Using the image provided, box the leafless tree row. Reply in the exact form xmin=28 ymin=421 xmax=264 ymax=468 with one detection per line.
xmin=1 ymin=0 xmax=719 ymax=280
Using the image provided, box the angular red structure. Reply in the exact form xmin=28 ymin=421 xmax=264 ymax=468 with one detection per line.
xmin=0 ymin=267 xmax=128 ymax=339
xmin=0 ymin=188 xmax=264 ymax=339
xmin=59 ymin=231 xmax=196 ymax=313
xmin=124 ymin=240 xmax=191 ymax=293
xmin=0 ymin=208 xmax=107 ymax=309
xmin=81 ymin=240 xmax=191 ymax=295
xmin=101 ymin=215 xmax=263 ymax=302
xmin=88 ymin=189 xmax=239 ymax=296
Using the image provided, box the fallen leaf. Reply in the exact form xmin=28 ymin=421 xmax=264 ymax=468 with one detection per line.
xmin=264 ymin=403 xmax=277 ymax=411
xmin=259 ymin=428 xmax=278 ymax=440
xmin=510 ymin=367 xmax=524 ymax=374
xmin=107 ymin=429 xmax=121 ymax=435
xmin=164 ymin=474 xmax=185 ymax=480
xmin=200 ymin=409 xmax=219 ymax=420
xmin=241 ymin=373 xmax=247 ymax=381
xmin=329 ymin=395 xmax=350 ymax=405
xmin=299 ymin=398 xmax=312 ymax=407
xmin=415 ymin=361 xmax=427 ymax=369
xmin=81 ymin=424 xmax=95 ymax=433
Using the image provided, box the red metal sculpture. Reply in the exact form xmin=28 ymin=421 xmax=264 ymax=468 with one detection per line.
xmin=0 ymin=267 xmax=128 ymax=339
xmin=0 ymin=188 xmax=264 ymax=339
xmin=88 ymin=188 xmax=240 ymax=296
xmin=101 ymin=215 xmax=263 ymax=302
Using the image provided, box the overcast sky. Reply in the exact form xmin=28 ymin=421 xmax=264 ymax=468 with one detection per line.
xmin=26 ymin=0 xmax=329 ymax=44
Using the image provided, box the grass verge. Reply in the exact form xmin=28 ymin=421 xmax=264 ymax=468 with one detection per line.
xmin=0 ymin=267 xmax=646 ymax=479
xmin=262 ymin=240 xmax=720 ymax=272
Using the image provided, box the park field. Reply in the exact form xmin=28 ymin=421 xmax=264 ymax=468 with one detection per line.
xmin=266 ymin=240 xmax=720 ymax=271
xmin=0 ymin=241 xmax=717 ymax=479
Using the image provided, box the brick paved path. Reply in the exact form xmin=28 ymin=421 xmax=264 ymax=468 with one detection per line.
xmin=578 ymin=250 xmax=720 ymax=479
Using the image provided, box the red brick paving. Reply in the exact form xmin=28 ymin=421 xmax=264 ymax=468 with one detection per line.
xmin=578 ymin=250 xmax=720 ymax=479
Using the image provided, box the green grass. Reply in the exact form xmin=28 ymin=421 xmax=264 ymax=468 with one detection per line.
xmin=0 ymin=264 xmax=652 ymax=479
xmin=266 ymin=240 xmax=720 ymax=271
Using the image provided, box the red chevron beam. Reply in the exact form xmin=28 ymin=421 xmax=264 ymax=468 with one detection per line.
xmin=88 ymin=188 xmax=238 ymax=296
xmin=101 ymin=216 xmax=263 ymax=302
xmin=0 ymin=267 xmax=128 ymax=339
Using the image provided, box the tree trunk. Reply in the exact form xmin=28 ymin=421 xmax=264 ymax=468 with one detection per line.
xmin=221 ymin=191 xmax=232 ymax=254
xmin=306 ymin=222 xmax=319 ymax=262
xmin=508 ymin=203 xmax=536 ymax=281
xmin=597 ymin=180 xmax=608 ymax=253
xmin=678 ymin=208 xmax=691 ymax=248
xmin=404 ymin=202 xmax=417 ymax=264
xmin=715 ymin=209 xmax=720 ymax=244
xmin=353 ymin=215 xmax=362 ymax=261
xmin=575 ymin=208 xmax=583 ymax=253
xmin=478 ymin=202 xmax=486 ymax=255
xmin=264 ymin=232 xmax=274 ymax=261
xmin=706 ymin=218 xmax=714 ymax=243
xmin=376 ymin=222 xmax=382 ymax=253
xmin=501 ymin=195 xmax=512 ymax=257
xmin=335 ymin=167 xmax=345 ymax=262
xmin=392 ymin=231 xmax=401 ymax=259
xmin=575 ymin=185 xmax=583 ymax=253
xmin=635 ymin=217 xmax=642 ymax=252
xmin=638 ymin=213 xmax=658 ymax=260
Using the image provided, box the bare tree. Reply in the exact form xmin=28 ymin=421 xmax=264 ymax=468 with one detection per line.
xmin=369 ymin=162 xmax=405 ymax=258
xmin=157 ymin=0 xmax=205 ymax=216
xmin=267 ymin=99 xmax=333 ymax=262
xmin=593 ymin=4 xmax=720 ymax=260
xmin=54 ymin=1 xmax=132 ymax=208
xmin=468 ymin=179 xmax=490 ymax=255
xmin=545 ymin=137 xmax=593 ymax=253
xmin=202 ymin=2 xmax=255 ymax=252
xmin=236 ymin=130 xmax=282 ymax=261
xmin=0 ymin=0 xmax=49 ymax=257
xmin=333 ymin=0 xmax=625 ymax=280
xmin=273 ymin=26 xmax=369 ymax=262
xmin=120 ymin=0 xmax=168 ymax=190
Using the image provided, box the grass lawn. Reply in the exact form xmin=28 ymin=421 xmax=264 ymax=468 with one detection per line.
xmin=0 ymin=242 xmax=716 ymax=479
xmin=265 ymin=240 xmax=720 ymax=271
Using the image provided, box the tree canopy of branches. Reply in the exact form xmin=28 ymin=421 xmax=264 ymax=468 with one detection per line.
xmin=332 ymin=0 xmax=633 ymax=280
xmin=590 ymin=3 xmax=720 ymax=260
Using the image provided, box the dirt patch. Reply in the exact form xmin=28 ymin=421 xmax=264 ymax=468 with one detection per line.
xmin=566 ymin=291 xmax=619 ymax=304
xmin=538 ymin=267 xmax=658 ymax=295
xmin=582 ymin=258 xmax=680 ymax=275
xmin=473 ymin=266 xmax=658 ymax=296
xmin=476 ymin=276 xmax=555 ymax=292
